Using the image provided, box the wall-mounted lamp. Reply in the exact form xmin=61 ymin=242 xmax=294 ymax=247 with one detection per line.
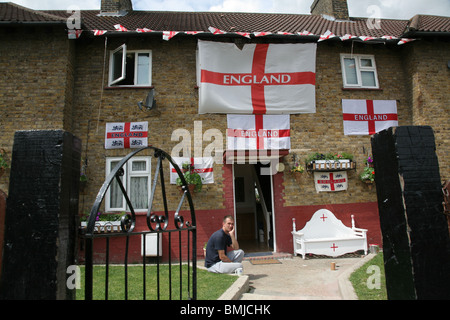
xmin=138 ymin=88 xmax=156 ymax=111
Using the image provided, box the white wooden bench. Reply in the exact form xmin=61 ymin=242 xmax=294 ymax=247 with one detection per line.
xmin=292 ymin=209 xmax=368 ymax=259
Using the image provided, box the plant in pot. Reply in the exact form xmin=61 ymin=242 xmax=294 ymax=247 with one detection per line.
xmin=176 ymin=162 xmax=203 ymax=194
xmin=359 ymin=166 xmax=375 ymax=190
xmin=290 ymin=163 xmax=305 ymax=183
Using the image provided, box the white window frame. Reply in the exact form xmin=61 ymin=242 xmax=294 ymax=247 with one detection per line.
xmin=340 ymin=54 xmax=379 ymax=89
xmin=105 ymin=157 xmax=152 ymax=212
xmin=108 ymin=44 xmax=152 ymax=87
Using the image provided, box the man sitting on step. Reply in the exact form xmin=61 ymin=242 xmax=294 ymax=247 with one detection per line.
xmin=205 ymin=215 xmax=245 ymax=274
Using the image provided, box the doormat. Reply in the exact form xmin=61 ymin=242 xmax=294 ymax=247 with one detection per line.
xmin=249 ymin=259 xmax=281 ymax=265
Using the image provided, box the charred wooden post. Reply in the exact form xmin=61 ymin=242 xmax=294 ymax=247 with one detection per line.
xmin=371 ymin=126 xmax=450 ymax=300
xmin=0 ymin=130 xmax=81 ymax=300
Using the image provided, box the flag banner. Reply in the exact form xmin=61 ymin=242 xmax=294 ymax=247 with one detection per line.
xmin=314 ymin=171 xmax=348 ymax=193
xmin=227 ymin=114 xmax=290 ymax=150
xmin=342 ymin=99 xmax=398 ymax=135
xmin=198 ymin=40 xmax=316 ymax=114
xmin=105 ymin=122 xmax=148 ymax=149
xmin=170 ymin=157 xmax=214 ymax=184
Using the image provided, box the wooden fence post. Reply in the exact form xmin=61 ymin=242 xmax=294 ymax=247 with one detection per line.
xmin=372 ymin=126 xmax=450 ymax=300
xmin=0 ymin=130 xmax=81 ymax=300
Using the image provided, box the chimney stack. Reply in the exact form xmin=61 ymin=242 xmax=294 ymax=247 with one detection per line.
xmin=311 ymin=0 xmax=349 ymax=20
xmin=100 ymin=0 xmax=133 ymax=15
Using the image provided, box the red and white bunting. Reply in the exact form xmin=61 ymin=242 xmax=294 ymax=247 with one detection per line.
xmin=198 ymin=40 xmax=316 ymax=114
xmin=277 ymin=31 xmax=294 ymax=35
xmin=253 ymin=31 xmax=272 ymax=37
xmin=227 ymin=114 xmax=290 ymax=151
xmin=136 ymin=28 xmax=153 ymax=33
xmin=298 ymin=30 xmax=314 ymax=36
xmin=236 ymin=32 xmax=251 ymax=38
xmin=342 ymin=99 xmax=398 ymax=135
xmin=68 ymin=29 xmax=83 ymax=39
xmin=382 ymin=35 xmax=398 ymax=40
xmin=186 ymin=31 xmax=202 ymax=35
xmin=93 ymin=30 xmax=107 ymax=36
xmin=114 ymin=24 xmax=128 ymax=32
xmin=105 ymin=122 xmax=148 ymax=149
xmin=314 ymin=171 xmax=348 ymax=193
xmin=359 ymin=36 xmax=376 ymax=41
xmin=318 ymin=30 xmax=336 ymax=42
xmin=208 ymin=26 xmax=227 ymax=35
xmin=170 ymin=157 xmax=214 ymax=184
xmin=398 ymin=38 xmax=415 ymax=45
xmin=163 ymin=31 xmax=179 ymax=41
xmin=340 ymin=34 xmax=357 ymax=41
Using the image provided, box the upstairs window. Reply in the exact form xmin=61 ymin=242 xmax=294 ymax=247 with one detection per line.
xmin=340 ymin=54 xmax=379 ymax=89
xmin=109 ymin=44 xmax=152 ymax=87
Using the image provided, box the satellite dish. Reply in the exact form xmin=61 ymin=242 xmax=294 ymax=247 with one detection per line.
xmin=138 ymin=89 xmax=156 ymax=111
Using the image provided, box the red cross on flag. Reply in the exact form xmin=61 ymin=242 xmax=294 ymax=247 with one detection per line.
xmin=170 ymin=157 xmax=214 ymax=184
xmin=227 ymin=114 xmax=290 ymax=150
xmin=314 ymin=172 xmax=348 ymax=192
xmin=342 ymin=99 xmax=398 ymax=135
xmin=198 ymin=40 xmax=316 ymax=114
xmin=105 ymin=122 xmax=148 ymax=149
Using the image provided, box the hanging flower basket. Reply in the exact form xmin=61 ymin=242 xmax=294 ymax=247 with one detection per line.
xmin=293 ymin=172 xmax=303 ymax=184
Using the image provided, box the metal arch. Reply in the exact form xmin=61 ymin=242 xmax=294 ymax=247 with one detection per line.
xmin=85 ymin=146 xmax=196 ymax=237
xmin=84 ymin=146 xmax=197 ymax=300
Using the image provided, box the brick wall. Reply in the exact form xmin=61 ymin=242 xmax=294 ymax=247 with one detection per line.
xmin=0 ymin=26 xmax=75 ymax=192
xmin=403 ymin=40 xmax=450 ymax=180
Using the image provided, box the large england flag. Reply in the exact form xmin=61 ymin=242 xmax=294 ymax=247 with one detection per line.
xmin=198 ymin=40 xmax=316 ymax=114
xmin=342 ymin=100 xmax=398 ymax=135
xmin=227 ymin=114 xmax=290 ymax=150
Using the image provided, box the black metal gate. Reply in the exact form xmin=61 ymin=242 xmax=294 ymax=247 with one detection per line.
xmin=80 ymin=147 xmax=196 ymax=300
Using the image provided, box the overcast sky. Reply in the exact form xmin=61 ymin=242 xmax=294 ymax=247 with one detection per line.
xmin=5 ymin=0 xmax=450 ymax=19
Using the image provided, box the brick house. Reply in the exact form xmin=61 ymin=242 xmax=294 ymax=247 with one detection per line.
xmin=0 ymin=0 xmax=448 ymax=263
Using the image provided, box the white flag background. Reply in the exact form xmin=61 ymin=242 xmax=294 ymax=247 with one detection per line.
xmin=198 ymin=40 xmax=316 ymax=114
xmin=314 ymin=171 xmax=348 ymax=193
xmin=170 ymin=157 xmax=214 ymax=184
xmin=342 ymin=99 xmax=398 ymax=135
xmin=227 ymin=114 xmax=290 ymax=150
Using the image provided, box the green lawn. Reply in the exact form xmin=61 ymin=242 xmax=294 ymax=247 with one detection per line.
xmin=349 ymin=252 xmax=387 ymax=300
xmin=76 ymin=264 xmax=237 ymax=300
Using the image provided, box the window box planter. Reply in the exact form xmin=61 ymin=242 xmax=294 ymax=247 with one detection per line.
xmin=80 ymin=221 xmax=122 ymax=233
xmin=307 ymin=159 xmax=356 ymax=172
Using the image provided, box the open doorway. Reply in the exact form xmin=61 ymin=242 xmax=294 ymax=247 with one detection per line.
xmin=234 ymin=163 xmax=274 ymax=253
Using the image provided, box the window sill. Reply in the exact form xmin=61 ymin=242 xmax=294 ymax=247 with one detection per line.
xmin=342 ymin=87 xmax=383 ymax=91
xmin=105 ymin=86 xmax=154 ymax=90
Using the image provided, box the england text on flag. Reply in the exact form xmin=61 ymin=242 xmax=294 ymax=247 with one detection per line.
xmin=198 ymin=40 xmax=316 ymax=115
xmin=342 ymin=99 xmax=398 ymax=135
xmin=105 ymin=122 xmax=148 ymax=149
xmin=227 ymin=114 xmax=290 ymax=150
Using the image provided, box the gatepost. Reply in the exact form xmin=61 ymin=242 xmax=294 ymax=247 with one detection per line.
xmin=371 ymin=126 xmax=450 ymax=300
xmin=0 ymin=130 xmax=81 ymax=300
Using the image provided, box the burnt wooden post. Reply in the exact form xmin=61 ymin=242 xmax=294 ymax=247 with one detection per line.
xmin=0 ymin=190 xmax=6 ymax=280
xmin=372 ymin=126 xmax=450 ymax=300
xmin=0 ymin=130 xmax=81 ymax=300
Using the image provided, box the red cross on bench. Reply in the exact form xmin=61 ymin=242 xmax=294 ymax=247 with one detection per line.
xmin=320 ymin=214 xmax=328 ymax=222
xmin=330 ymin=243 xmax=339 ymax=252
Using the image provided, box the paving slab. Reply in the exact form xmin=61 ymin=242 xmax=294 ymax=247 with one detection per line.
xmin=238 ymin=254 xmax=376 ymax=300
